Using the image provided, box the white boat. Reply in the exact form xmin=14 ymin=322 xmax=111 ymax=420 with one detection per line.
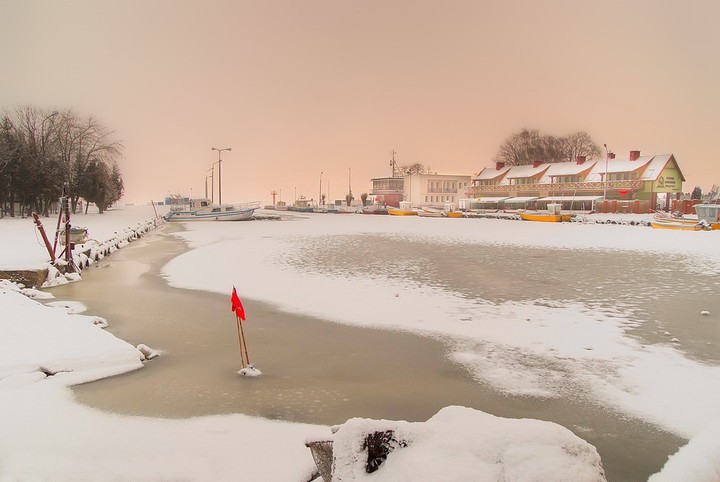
xmin=164 ymin=198 xmax=260 ymax=222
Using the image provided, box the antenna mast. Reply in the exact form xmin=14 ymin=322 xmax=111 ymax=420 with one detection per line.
xmin=389 ymin=149 xmax=398 ymax=177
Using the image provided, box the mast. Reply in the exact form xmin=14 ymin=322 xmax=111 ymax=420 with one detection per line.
xmin=390 ymin=149 xmax=397 ymax=177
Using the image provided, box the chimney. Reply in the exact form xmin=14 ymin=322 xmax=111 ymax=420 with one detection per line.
xmin=629 ymin=150 xmax=640 ymax=161
xmin=608 ymin=152 xmax=616 ymax=159
xmin=575 ymin=155 xmax=586 ymax=165
xmin=532 ymin=160 xmax=542 ymax=168
xmin=496 ymin=161 xmax=505 ymax=170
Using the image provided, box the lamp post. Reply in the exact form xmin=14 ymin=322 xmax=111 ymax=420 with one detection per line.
xmin=603 ymin=144 xmax=609 ymax=200
xmin=205 ymin=168 xmax=214 ymax=200
xmin=211 ymin=147 xmax=231 ymax=204
xmin=319 ymin=171 xmax=323 ymax=208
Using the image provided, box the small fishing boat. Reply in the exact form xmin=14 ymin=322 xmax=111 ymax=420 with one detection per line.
xmin=362 ymin=204 xmax=389 ymax=215
xmin=165 ymin=198 xmax=260 ymax=222
xmin=519 ymin=212 xmax=572 ymax=222
xmin=650 ymin=219 xmax=710 ymax=231
xmin=651 ymin=204 xmax=720 ymax=230
xmin=445 ymin=211 xmax=463 ymax=218
xmin=519 ymin=204 xmax=571 ymax=223
xmin=388 ymin=202 xmax=418 ymax=216
xmin=418 ymin=208 xmax=444 ymax=217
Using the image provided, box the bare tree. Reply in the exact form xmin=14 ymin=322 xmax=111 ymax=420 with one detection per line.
xmin=399 ymin=162 xmax=426 ymax=175
xmin=561 ymin=131 xmax=602 ymax=162
xmin=492 ymin=129 xmax=543 ymax=166
xmin=493 ymin=128 xmax=602 ymax=165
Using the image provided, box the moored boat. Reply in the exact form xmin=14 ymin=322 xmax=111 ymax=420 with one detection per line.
xmin=651 ymin=204 xmax=720 ymax=230
xmin=650 ymin=219 xmax=709 ymax=231
xmin=388 ymin=201 xmax=417 ymax=216
xmin=519 ymin=203 xmax=571 ymax=222
xmin=418 ymin=208 xmax=444 ymax=217
xmin=165 ymin=198 xmax=260 ymax=222
xmin=519 ymin=212 xmax=572 ymax=222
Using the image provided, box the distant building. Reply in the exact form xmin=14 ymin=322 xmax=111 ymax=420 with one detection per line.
xmin=466 ymin=150 xmax=685 ymax=213
xmin=370 ymin=174 xmax=472 ymax=208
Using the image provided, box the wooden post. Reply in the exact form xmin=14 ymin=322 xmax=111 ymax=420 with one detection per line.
xmin=239 ymin=319 xmax=251 ymax=367
xmin=31 ymin=213 xmax=56 ymax=263
xmin=235 ymin=317 xmax=246 ymax=368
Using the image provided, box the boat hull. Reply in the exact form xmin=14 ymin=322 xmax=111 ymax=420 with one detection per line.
xmin=650 ymin=220 xmax=715 ymax=231
xmin=519 ymin=213 xmax=571 ymax=222
xmin=388 ymin=209 xmax=418 ymax=216
xmin=165 ymin=208 xmax=256 ymax=222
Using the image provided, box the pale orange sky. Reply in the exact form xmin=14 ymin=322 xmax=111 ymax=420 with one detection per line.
xmin=2 ymin=0 xmax=719 ymax=204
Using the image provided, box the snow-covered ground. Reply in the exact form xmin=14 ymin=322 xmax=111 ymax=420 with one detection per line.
xmin=1 ymin=205 xmax=719 ymax=481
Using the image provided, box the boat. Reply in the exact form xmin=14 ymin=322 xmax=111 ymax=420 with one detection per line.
xmin=519 ymin=212 xmax=572 ymax=222
xmin=650 ymin=204 xmax=720 ymax=230
xmin=164 ymin=198 xmax=260 ymax=222
xmin=442 ymin=203 xmax=463 ymax=218
xmin=362 ymin=204 xmax=389 ymax=215
xmin=288 ymin=196 xmax=314 ymax=213
xmin=388 ymin=201 xmax=418 ymax=216
xmin=418 ymin=208 xmax=444 ymax=217
xmin=519 ymin=204 xmax=571 ymax=222
xmin=650 ymin=218 xmax=709 ymax=231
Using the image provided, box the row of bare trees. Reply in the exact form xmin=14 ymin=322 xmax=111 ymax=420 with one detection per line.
xmin=493 ymin=129 xmax=602 ymax=166
xmin=0 ymin=106 xmax=124 ymax=217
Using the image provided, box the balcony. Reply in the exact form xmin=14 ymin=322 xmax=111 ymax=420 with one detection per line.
xmin=465 ymin=180 xmax=643 ymax=197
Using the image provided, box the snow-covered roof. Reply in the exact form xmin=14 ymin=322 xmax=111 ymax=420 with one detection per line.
xmin=539 ymin=196 xmax=603 ymax=202
xmin=504 ymin=196 xmax=539 ymax=203
xmin=542 ymin=161 xmax=598 ymax=178
xmin=584 ymin=155 xmax=654 ymax=182
xmin=473 ymin=197 xmax=510 ymax=203
xmin=504 ymin=164 xmax=550 ymax=179
xmin=638 ymin=154 xmax=673 ymax=181
xmin=473 ymin=165 xmax=511 ymax=181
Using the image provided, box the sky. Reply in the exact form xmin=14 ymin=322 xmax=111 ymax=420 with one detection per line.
xmin=2 ymin=0 xmax=719 ymax=205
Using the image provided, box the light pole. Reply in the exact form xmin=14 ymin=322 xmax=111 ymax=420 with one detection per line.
xmin=205 ymin=168 xmax=214 ymax=200
xmin=211 ymin=147 xmax=231 ymax=204
xmin=603 ymin=144 xmax=609 ymax=200
xmin=319 ymin=171 xmax=323 ymax=207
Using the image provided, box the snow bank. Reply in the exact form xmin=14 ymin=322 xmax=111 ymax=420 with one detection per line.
xmin=326 ymin=406 xmax=606 ymax=481
xmin=0 ymin=286 xmax=144 ymax=388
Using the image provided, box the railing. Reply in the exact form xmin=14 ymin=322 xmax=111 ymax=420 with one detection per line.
xmin=465 ymin=179 xmax=643 ymax=196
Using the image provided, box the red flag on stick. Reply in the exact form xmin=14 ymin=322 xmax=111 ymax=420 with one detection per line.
xmin=231 ymin=286 xmax=246 ymax=321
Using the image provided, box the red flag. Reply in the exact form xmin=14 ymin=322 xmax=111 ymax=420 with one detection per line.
xmin=231 ymin=286 xmax=246 ymax=321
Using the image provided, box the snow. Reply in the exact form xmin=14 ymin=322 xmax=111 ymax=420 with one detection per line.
xmin=1 ymin=206 xmax=720 ymax=480
xmin=329 ymin=406 xmax=606 ymax=481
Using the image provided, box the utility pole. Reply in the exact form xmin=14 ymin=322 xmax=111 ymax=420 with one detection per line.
xmin=211 ymin=147 xmax=231 ymax=204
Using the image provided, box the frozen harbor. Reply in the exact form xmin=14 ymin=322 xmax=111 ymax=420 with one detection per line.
xmin=3 ymin=207 xmax=720 ymax=481
xmin=49 ymin=212 xmax=720 ymax=481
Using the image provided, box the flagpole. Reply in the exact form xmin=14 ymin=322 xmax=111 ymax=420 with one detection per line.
xmin=238 ymin=319 xmax=251 ymax=366
xmin=235 ymin=316 xmax=246 ymax=368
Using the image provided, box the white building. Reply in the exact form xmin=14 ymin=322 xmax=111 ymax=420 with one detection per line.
xmin=404 ymin=173 xmax=472 ymax=208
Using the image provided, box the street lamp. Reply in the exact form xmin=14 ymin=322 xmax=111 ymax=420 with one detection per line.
xmin=211 ymin=147 xmax=231 ymax=204
xmin=319 ymin=171 xmax=323 ymax=207
xmin=603 ymin=144 xmax=609 ymax=200
xmin=205 ymin=168 xmax=214 ymax=200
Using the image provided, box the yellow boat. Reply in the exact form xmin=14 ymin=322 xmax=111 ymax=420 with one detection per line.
xmin=445 ymin=211 xmax=463 ymax=218
xmin=651 ymin=205 xmax=720 ymax=230
xmin=388 ymin=201 xmax=418 ymax=216
xmin=519 ymin=212 xmax=571 ymax=222
xmin=650 ymin=219 xmax=713 ymax=231
xmin=388 ymin=208 xmax=418 ymax=216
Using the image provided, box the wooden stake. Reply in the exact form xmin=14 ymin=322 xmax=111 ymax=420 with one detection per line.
xmin=235 ymin=316 xmax=246 ymax=368
xmin=238 ymin=318 xmax=251 ymax=367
